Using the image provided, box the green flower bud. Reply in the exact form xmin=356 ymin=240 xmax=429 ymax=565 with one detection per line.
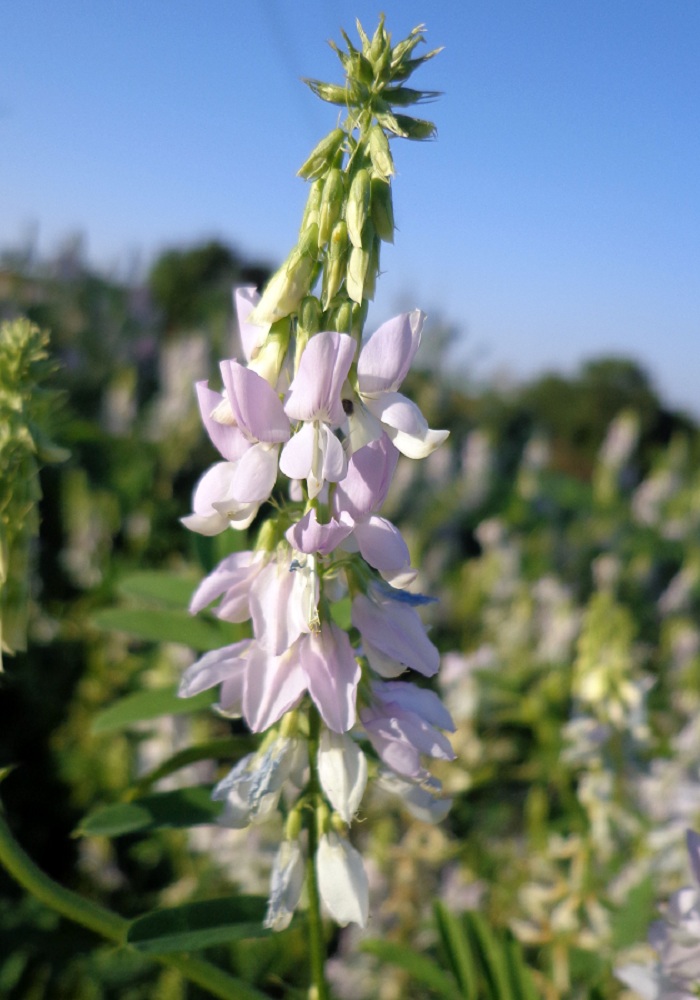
xmin=346 ymin=169 xmax=371 ymax=248
xmin=329 ymin=301 xmax=354 ymax=334
xmin=369 ymin=125 xmax=394 ymax=178
xmin=303 ymin=79 xmax=349 ymax=106
xmin=318 ymin=168 xmax=345 ymax=246
xmin=285 ymin=807 xmax=303 ymax=842
xmin=370 ymin=176 xmax=395 ymax=243
xmin=297 ymin=127 xmax=345 ymax=180
xmin=249 ymin=224 xmax=319 ymax=326
xmin=299 ymin=178 xmax=323 ymax=236
xmin=322 ymin=219 xmax=348 ymax=307
xmin=256 ymin=518 xmax=279 ymax=554
xmin=383 ymin=86 xmax=442 ymax=107
xmin=369 ymin=15 xmax=389 ymax=66
xmin=296 ymin=295 xmax=322 ymax=368
xmin=346 ymin=244 xmax=370 ymax=303
xmin=363 ymin=238 xmax=380 ymax=301
xmin=249 ymin=318 xmax=290 ymax=385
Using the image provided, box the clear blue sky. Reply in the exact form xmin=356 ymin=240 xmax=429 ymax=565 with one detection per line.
xmin=2 ymin=1 xmax=699 ymax=415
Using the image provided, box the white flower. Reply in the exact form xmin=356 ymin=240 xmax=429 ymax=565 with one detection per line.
xmin=318 ymin=729 xmax=367 ymax=824
xmin=264 ymin=839 xmax=306 ymax=931
xmin=316 ymin=832 xmax=369 ymax=927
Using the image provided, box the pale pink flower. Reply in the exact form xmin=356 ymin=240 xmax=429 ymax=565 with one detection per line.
xmin=180 ymin=623 xmax=360 ymax=734
xmin=352 ymin=590 xmax=440 ymax=678
xmin=349 ymin=310 xmax=449 ymax=459
xmin=279 ymin=331 xmax=356 ymax=498
xmin=360 ymin=679 xmax=455 ymax=784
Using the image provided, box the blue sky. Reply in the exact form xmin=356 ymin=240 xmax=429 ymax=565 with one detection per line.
xmin=2 ymin=1 xmax=699 ymax=415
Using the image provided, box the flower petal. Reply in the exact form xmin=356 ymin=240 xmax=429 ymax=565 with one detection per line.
xmin=243 ymin=643 xmax=307 ymax=732
xmin=220 ymin=360 xmax=289 ymax=444
xmin=285 ymin=332 xmax=356 ymax=426
xmin=357 ymin=310 xmax=424 ymax=394
xmin=299 ymin=624 xmax=361 ymax=732
xmin=234 ymin=285 xmax=267 ymax=362
xmin=286 ymin=509 xmax=354 ymax=556
xmin=317 ymin=832 xmax=369 ymax=927
xmin=353 ymin=515 xmax=411 ymax=573
xmin=195 ymin=381 xmax=248 ymax=461
xmin=265 ymin=840 xmax=306 ymax=931
xmin=318 ymin=729 xmax=368 ymax=824
xmin=178 ymin=641 xmax=252 ymax=697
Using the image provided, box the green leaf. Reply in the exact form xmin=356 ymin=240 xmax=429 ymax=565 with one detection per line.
xmin=92 ymin=685 xmax=216 ymax=734
xmin=116 ymin=570 xmax=199 ymax=609
xmin=434 ymin=901 xmax=476 ymax=998
xmin=91 ymin=607 xmax=232 ymax=650
xmin=361 ymin=939 xmax=458 ymax=999
xmin=502 ymin=934 xmax=539 ymax=1000
xmin=610 ymin=875 xmax=655 ymax=949
xmin=462 ymin=911 xmax=516 ymax=1000
xmin=127 ymin=896 xmax=269 ymax=953
xmin=76 ymin=786 xmax=221 ymax=837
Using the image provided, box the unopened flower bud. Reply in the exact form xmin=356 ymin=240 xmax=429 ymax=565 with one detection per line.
xmin=369 ymin=15 xmax=389 ymax=67
xmin=248 ymin=318 xmax=290 ymax=384
xmin=369 ymin=125 xmax=394 ymax=178
xmin=393 ymin=114 xmax=437 ymax=142
xmin=346 ymin=245 xmax=370 ymax=303
xmin=296 ymin=296 xmax=322 ymax=368
xmin=329 ymin=302 xmax=354 ymax=334
xmin=346 ymin=169 xmax=371 ymax=248
xmin=299 ymin=179 xmax=323 ymax=236
xmin=370 ymin=176 xmax=395 ymax=243
xmin=322 ymin=220 xmax=348 ymax=306
xmin=250 ymin=225 xmax=319 ymax=326
xmin=285 ymin=809 xmax=303 ymax=842
xmin=318 ymin=168 xmax=345 ymax=246
xmin=297 ymin=127 xmax=345 ymax=180
xmin=304 ymin=79 xmax=350 ymax=106
xmin=362 ymin=238 xmax=380 ymax=301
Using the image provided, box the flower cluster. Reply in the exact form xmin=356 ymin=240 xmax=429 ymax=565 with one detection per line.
xmin=180 ymin=290 xmax=452 ymax=928
xmin=179 ymin=18 xmax=452 ymax=932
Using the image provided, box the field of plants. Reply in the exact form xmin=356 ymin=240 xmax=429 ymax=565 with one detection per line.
xmin=1 ymin=232 xmax=699 ymax=1000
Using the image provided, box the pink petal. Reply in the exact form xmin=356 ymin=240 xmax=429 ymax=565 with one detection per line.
xmin=285 ymin=332 xmax=355 ymax=426
xmin=318 ymin=424 xmax=347 ymax=484
xmin=375 ymin=681 xmax=455 ymax=732
xmin=189 ymin=551 xmax=256 ymax=616
xmin=195 ymin=381 xmax=248 ymax=461
xmin=333 ymin=435 xmax=399 ymax=518
xmin=179 ymin=641 xmax=252 ymax=697
xmin=286 ymin=509 xmax=354 ymax=556
xmin=364 ymin=392 xmax=449 ymax=460
xmin=352 ymin=594 xmax=440 ymax=677
xmin=234 ymin=286 xmax=267 ymax=361
xmin=243 ymin=643 xmax=307 ymax=732
xmin=250 ymin=560 xmax=311 ymax=655
xmin=299 ymin=625 xmax=361 ymax=732
xmin=353 ymin=516 xmax=410 ymax=573
xmin=279 ymin=422 xmax=315 ymax=481
xmin=357 ymin=310 xmax=424 ymax=395
xmin=230 ymin=443 xmax=279 ymax=503
xmin=220 ymin=360 xmax=289 ymax=444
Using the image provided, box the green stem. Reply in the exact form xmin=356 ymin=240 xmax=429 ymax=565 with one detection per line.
xmin=305 ymin=706 xmax=331 ymax=1000
xmin=0 ymin=808 xmax=269 ymax=1000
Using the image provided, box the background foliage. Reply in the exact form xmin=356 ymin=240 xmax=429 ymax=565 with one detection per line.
xmin=1 ymin=240 xmax=698 ymax=998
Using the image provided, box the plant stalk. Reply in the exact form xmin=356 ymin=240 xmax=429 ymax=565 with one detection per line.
xmin=305 ymin=706 xmax=331 ymax=1000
